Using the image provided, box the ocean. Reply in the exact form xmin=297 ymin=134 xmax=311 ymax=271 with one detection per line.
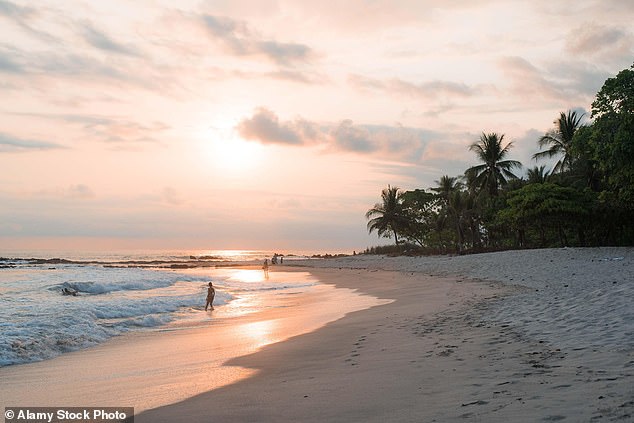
xmin=0 ymin=249 xmax=315 ymax=367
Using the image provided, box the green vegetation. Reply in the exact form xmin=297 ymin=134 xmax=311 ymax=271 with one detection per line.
xmin=533 ymin=110 xmax=585 ymax=175
xmin=467 ymin=132 xmax=522 ymax=197
xmin=365 ymin=185 xmax=411 ymax=245
xmin=366 ymin=63 xmax=634 ymax=253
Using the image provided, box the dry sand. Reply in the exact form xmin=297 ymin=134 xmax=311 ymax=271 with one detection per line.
xmin=139 ymin=248 xmax=634 ymax=422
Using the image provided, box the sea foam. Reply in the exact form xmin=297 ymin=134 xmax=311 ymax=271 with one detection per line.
xmin=0 ymin=265 xmax=229 ymax=366
xmin=0 ymin=260 xmax=317 ymax=367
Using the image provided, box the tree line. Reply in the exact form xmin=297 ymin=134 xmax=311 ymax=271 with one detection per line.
xmin=366 ymin=62 xmax=634 ymax=254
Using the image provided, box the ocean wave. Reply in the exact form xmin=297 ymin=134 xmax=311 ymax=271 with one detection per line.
xmin=57 ymin=279 xmax=175 ymax=295
xmin=0 ymin=290 xmax=232 ymax=367
xmin=43 ymin=267 xmax=213 ymax=295
xmin=0 ymin=311 xmax=113 ymax=366
xmin=122 ymin=314 xmax=173 ymax=327
xmin=0 ymin=262 xmax=316 ymax=367
xmin=90 ymin=293 xmax=230 ymax=320
xmin=0 ymin=265 xmax=234 ymax=367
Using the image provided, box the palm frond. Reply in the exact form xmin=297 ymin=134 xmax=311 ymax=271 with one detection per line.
xmin=467 ymin=132 xmax=521 ymax=195
xmin=533 ymin=149 xmax=560 ymax=161
xmin=534 ymin=110 xmax=585 ymax=173
xmin=498 ymin=159 xmax=522 ymax=170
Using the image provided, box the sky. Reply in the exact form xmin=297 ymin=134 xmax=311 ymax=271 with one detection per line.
xmin=1 ymin=0 xmax=633 ymax=253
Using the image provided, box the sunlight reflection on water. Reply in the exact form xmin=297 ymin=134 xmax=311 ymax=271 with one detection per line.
xmin=237 ymin=320 xmax=278 ymax=349
xmin=226 ymin=268 xmax=268 ymax=283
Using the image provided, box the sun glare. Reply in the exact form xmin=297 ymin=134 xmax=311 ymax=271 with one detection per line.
xmin=204 ymin=126 xmax=263 ymax=173
xmin=228 ymin=269 xmax=268 ymax=283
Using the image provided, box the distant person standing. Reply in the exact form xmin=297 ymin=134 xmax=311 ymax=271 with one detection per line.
xmin=205 ymin=282 xmax=215 ymax=311
xmin=263 ymin=259 xmax=269 ymax=278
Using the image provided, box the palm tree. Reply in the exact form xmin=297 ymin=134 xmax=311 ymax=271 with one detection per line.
xmin=431 ymin=176 xmax=474 ymax=251
xmin=467 ymin=132 xmax=522 ymax=196
xmin=365 ymin=185 xmax=410 ymax=245
xmin=533 ymin=110 xmax=584 ymax=174
xmin=447 ymin=190 xmax=469 ymax=253
xmin=431 ymin=175 xmax=463 ymax=202
xmin=527 ymin=165 xmax=549 ymax=184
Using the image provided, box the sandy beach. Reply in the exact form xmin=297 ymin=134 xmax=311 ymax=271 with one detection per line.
xmin=2 ymin=248 xmax=633 ymax=422
xmin=139 ymin=248 xmax=633 ymax=422
xmin=0 ymin=268 xmax=384 ymax=412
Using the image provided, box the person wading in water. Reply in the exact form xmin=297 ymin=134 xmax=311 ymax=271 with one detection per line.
xmin=205 ymin=282 xmax=215 ymax=311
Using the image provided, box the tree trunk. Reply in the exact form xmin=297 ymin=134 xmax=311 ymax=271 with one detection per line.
xmin=578 ymin=226 xmax=586 ymax=247
xmin=438 ymin=231 xmax=445 ymax=253
xmin=455 ymin=220 xmax=465 ymax=254
xmin=557 ymin=223 xmax=567 ymax=247
xmin=470 ymin=219 xmax=481 ymax=249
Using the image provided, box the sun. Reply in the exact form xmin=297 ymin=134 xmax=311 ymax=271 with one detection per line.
xmin=213 ymin=137 xmax=261 ymax=171
xmin=203 ymin=126 xmax=264 ymax=172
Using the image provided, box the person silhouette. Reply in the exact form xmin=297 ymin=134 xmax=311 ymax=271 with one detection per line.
xmin=263 ymin=259 xmax=269 ymax=278
xmin=205 ymin=282 xmax=215 ymax=311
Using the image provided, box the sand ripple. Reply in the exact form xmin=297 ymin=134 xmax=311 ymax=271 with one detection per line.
xmin=293 ymin=247 xmax=634 ymax=352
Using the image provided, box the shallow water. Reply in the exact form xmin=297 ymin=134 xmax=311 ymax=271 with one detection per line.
xmin=0 ymin=250 xmax=317 ymax=367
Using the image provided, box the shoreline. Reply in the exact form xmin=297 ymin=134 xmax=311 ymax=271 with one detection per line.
xmin=0 ymin=268 xmax=384 ymax=412
xmin=139 ymin=248 xmax=634 ymax=422
xmin=139 ymin=267 xmax=506 ymax=422
xmin=2 ymin=248 xmax=632 ymax=421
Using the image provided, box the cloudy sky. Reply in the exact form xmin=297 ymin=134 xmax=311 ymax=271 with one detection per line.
xmin=1 ymin=0 xmax=632 ymax=252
